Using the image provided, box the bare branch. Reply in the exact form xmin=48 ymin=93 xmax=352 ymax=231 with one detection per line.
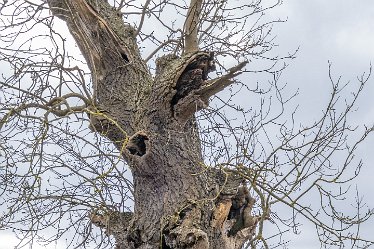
xmin=134 ymin=0 xmax=151 ymax=37
xmin=183 ymin=0 xmax=203 ymax=53
xmin=198 ymin=61 xmax=248 ymax=101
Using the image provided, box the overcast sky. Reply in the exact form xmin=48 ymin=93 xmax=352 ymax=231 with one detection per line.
xmin=1 ymin=0 xmax=374 ymax=248
xmin=268 ymin=1 xmax=374 ymax=248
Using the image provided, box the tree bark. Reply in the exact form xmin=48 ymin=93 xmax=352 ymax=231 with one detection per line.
xmin=47 ymin=0 xmax=257 ymax=248
xmin=183 ymin=0 xmax=202 ymax=54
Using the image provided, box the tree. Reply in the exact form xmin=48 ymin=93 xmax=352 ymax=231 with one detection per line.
xmin=0 ymin=0 xmax=373 ymax=248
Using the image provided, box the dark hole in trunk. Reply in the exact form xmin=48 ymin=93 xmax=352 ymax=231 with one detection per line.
xmin=161 ymin=234 xmax=173 ymax=249
xmin=228 ymin=204 xmax=241 ymax=220
xmin=126 ymin=133 xmax=148 ymax=156
xmin=178 ymin=206 xmax=192 ymax=220
xmin=127 ymin=229 xmax=142 ymax=248
xmin=171 ymin=53 xmax=215 ymax=107
xmin=120 ymin=52 xmax=129 ymax=63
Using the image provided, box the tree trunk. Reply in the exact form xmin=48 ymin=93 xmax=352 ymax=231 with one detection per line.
xmin=47 ymin=1 xmax=258 ymax=248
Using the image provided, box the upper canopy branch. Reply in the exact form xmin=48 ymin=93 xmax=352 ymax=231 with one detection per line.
xmin=183 ymin=0 xmax=203 ymax=54
xmin=47 ymin=0 xmax=149 ymax=104
xmin=48 ymin=0 xmax=131 ymax=68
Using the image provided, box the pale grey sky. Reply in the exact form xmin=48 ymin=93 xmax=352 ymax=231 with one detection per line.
xmin=268 ymin=1 xmax=374 ymax=248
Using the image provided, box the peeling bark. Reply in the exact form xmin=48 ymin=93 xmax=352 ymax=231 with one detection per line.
xmin=47 ymin=0 xmax=258 ymax=248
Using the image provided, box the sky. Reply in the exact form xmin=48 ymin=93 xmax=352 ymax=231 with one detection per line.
xmin=1 ymin=0 xmax=374 ymax=248
xmin=266 ymin=1 xmax=374 ymax=248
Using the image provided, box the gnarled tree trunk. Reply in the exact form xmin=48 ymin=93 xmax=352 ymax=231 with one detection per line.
xmin=47 ymin=1 xmax=257 ymax=248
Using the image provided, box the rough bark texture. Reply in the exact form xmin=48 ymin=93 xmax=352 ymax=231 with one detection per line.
xmin=47 ymin=1 xmax=256 ymax=248
xmin=183 ymin=0 xmax=202 ymax=53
